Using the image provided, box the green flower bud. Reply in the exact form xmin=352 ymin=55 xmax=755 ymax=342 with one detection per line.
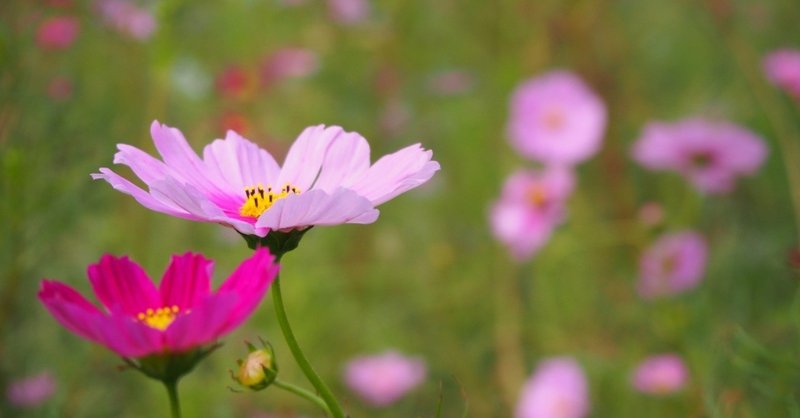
xmin=233 ymin=340 xmax=277 ymax=391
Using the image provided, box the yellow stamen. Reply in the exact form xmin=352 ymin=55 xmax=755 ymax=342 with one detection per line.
xmin=239 ymin=183 xmax=300 ymax=219
xmin=526 ymin=184 xmax=548 ymax=208
xmin=137 ymin=305 xmax=181 ymax=331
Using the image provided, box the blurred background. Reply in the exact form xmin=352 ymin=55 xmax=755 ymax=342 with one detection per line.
xmin=2 ymin=0 xmax=800 ymax=417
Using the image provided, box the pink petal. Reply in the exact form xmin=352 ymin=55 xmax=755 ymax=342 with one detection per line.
xmin=277 ymin=125 xmax=343 ymax=191
xmin=202 ymin=130 xmax=282 ymax=190
xmin=159 ymin=253 xmax=213 ymax=310
xmin=90 ymin=168 xmax=195 ymax=219
xmin=92 ymin=314 xmax=165 ymax=357
xmin=163 ymin=292 xmax=239 ymax=352
xmin=38 ymin=280 xmax=105 ymax=344
xmin=88 ymin=255 xmax=161 ymax=316
xmin=311 ymin=130 xmax=371 ymax=192
xmin=349 ymin=144 xmax=440 ymax=205
xmin=216 ymin=248 xmax=279 ymax=334
xmin=255 ymin=188 xmax=378 ymax=230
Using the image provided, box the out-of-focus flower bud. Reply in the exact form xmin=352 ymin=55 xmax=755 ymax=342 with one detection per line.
xmin=233 ymin=339 xmax=278 ymax=391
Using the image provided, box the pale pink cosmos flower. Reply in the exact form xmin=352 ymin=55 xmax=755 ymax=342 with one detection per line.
xmin=631 ymin=118 xmax=767 ymax=195
xmin=515 ymin=357 xmax=590 ymax=418
xmin=6 ymin=372 xmax=56 ymax=408
xmin=638 ymin=231 xmax=707 ymax=299
xmin=96 ymin=0 xmax=156 ymax=41
xmin=631 ymin=354 xmax=688 ymax=395
xmin=327 ymin=0 xmax=370 ymax=25
xmin=507 ymin=70 xmax=607 ymax=165
xmin=763 ymin=48 xmax=800 ymax=98
xmin=260 ymin=48 xmax=319 ymax=86
xmin=36 ymin=16 xmax=79 ymax=50
xmin=490 ymin=168 xmax=575 ymax=261
xmin=344 ymin=351 xmax=426 ymax=406
xmin=39 ymin=249 xmax=278 ymax=358
xmin=92 ymin=121 xmax=439 ymax=237
xmin=637 ymin=202 xmax=664 ymax=227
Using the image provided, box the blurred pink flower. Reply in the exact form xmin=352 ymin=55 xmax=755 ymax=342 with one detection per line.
xmin=763 ymin=48 xmax=800 ymax=98
xmin=631 ymin=118 xmax=767 ymax=194
xmin=490 ymin=168 xmax=575 ymax=261
xmin=47 ymin=76 xmax=73 ymax=101
xmin=92 ymin=121 xmax=439 ymax=237
xmin=260 ymin=48 xmax=319 ymax=85
xmin=39 ymin=249 xmax=278 ymax=357
xmin=637 ymin=202 xmax=664 ymax=227
xmin=96 ymin=0 xmax=156 ymax=40
xmin=6 ymin=372 xmax=56 ymax=408
xmin=219 ymin=111 xmax=251 ymax=136
xmin=631 ymin=354 xmax=688 ymax=395
xmin=379 ymin=99 xmax=411 ymax=137
xmin=515 ymin=357 xmax=590 ymax=418
xmin=638 ymin=231 xmax=707 ymax=299
xmin=428 ymin=70 xmax=475 ymax=96
xmin=216 ymin=65 xmax=255 ymax=99
xmin=36 ymin=16 xmax=79 ymax=50
xmin=344 ymin=351 xmax=426 ymax=406
xmin=507 ymin=70 xmax=607 ymax=165
xmin=327 ymin=0 xmax=370 ymax=25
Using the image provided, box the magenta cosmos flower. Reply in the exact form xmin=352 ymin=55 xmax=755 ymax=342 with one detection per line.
xmin=92 ymin=121 xmax=439 ymax=240
xmin=38 ymin=248 xmax=278 ymax=359
xmin=507 ymin=70 xmax=607 ymax=165
xmin=632 ymin=118 xmax=767 ymax=194
xmin=638 ymin=231 xmax=707 ymax=299
xmin=763 ymin=48 xmax=800 ymax=99
xmin=6 ymin=372 xmax=57 ymax=408
xmin=36 ymin=16 xmax=79 ymax=50
xmin=490 ymin=167 xmax=575 ymax=261
xmin=515 ymin=357 xmax=590 ymax=418
xmin=344 ymin=351 xmax=427 ymax=406
xmin=631 ymin=354 xmax=689 ymax=395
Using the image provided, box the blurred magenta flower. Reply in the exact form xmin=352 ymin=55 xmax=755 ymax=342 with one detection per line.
xmin=631 ymin=354 xmax=688 ymax=395
xmin=763 ymin=48 xmax=800 ymax=98
xmin=92 ymin=121 xmax=439 ymax=237
xmin=216 ymin=65 xmax=255 ymax=99
xmin=631 ymin=118 xmax=767 ymax=194
xmin=637 ymin=202 xmax=664 ymax=227
xmin=36 ymin=16 xmax=78 ymax=50
xmin=219 ymin=111 xmax=252 ymax=136
xmin=96 ymin=0 xmax=156 ymax=40
xmin=327 ymin=0 xmax=370 ymax=25
xmin=344 ymin=351 xmax=426 ymax=406
xmin=6 ymin=372 xmax=56 ymax=408
xmin=260 ymin=48 xmax=319 ymax=86
xmin=515 ymin=357 xmax=590 ymax=418
xmin=490 ymin=168 xmax=575 ymax=261
xmin=638 ymin=231 xmax=707 ymax=299
xmin=507 ymin=70 xmax=607 ymax=165
xmin=39 ymin=249 xmax=278 ymax=358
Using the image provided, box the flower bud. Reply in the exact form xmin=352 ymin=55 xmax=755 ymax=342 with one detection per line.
xmin=233 ymin=340 xmax=278 ymax=391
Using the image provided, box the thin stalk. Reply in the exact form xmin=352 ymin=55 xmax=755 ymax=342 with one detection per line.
xmin=164 ymin=379 xmax=181 ymax=418
xmin=493 ymin=254 xmax=525 ymax=412
xmin=271 ymin=276 xmax=346 ymax=418
xmin=274 ymin=379 xmax=332 ymax=415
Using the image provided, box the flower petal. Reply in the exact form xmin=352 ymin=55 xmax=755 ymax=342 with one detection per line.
xmin=88 ymin=255 xmax=161 ymax=316
xmin=216 ymin=248 xmax=279 ymax=334
xmin=277 ymin=125 xmax=343 ymax=191
xmin=349 ymin=144 xmax=440 ymax=205
xmin=159 ymin=253 xmax=213 ymax=310
xmin=202 ymin=130 xmax=281 ymax=190
xmin=163 ymin=292 xmax=239 ymax=352
xmin=311 ymin=130 xmax=371 ymax=192
xmin=38 ymin=280 xmax=105 ymax=344
xmin=90 ymin=168 xmax=196 ymax=219
xmin=92 ymin=314 xmax=165 ymax=357
xmin=255 ymin=188 xmax=378 ymax=230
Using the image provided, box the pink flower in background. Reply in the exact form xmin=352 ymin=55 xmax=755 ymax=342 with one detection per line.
xmin=490 ymin=168 xmax=575 ymax=261
xmin=92 ymin=121 xmax=439 ymax=237
xmin=428 ymin=70 xmax=475 ymax=96
xmin=96 ymin=0 xmax=156 ymax=40
xmin=260 ymin=48 xmax=319 ymax=85
xmin=216 ymin=65 xmax=254 ymax=99
xmin=631 ymin=118 xmax=767 ymax=194
xmin=327 ymin=0 xmax=370 ymax=25
xmin=763 ymin=48 xmax=800 ymax=98
xmin=36 ymin=16 xmax=79 ymax=50
xmin=631 ymin=354 xmax=688 ymax=395
xmin=39 ymin=249 xmax=278 ymax=357
xmin=638 ymin=231 xmax=707 ymax=299
xmin=507 ymin=70 xmax=607 ymax=165
xmin=637 ymin=202 xmax=664 ymax=227
xmin=344 ymin=351 xmax=426 ymax=406
xmin=515 ymin=357 xmax=590 ymax=418
xmin=6 ymin=372 xmax=56 ymax=408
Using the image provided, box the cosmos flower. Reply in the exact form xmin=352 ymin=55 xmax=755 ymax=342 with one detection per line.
xmin=92 ymin=121 xmax=439 ymax=238
xmin=344 ymin=351 xmax=427 ymax=406
xmin=260 ymin=48 xmax=319 ymax=86
xmin=763 ymin=48 xmax=800 ymax=99
xmin=36 ymin=16 xmax=79 ymax=50
xmin=327 ymin=0 xmax=370 ymax=25
xmin=507 ymin=70 xmax=607 ymax=165
xmin=490 ymin=167 xmax=575 ymax=261
xmin=637 ymin=231 xmax=707 ymax=299
xmin=631 ymin=354 xmax=689 ymax=395
xmin=216 ymin=65 xmax=255 ymax=99
xmin=631 ymin=118 xmax=767 ymax=194
xmin=6 ymin=372 xmax=57 ymax=408
xmin=39 ymin=249 xmax=278 ymax=358
xmin=96 ymin=0 xmax=156 ymax=41
xmin=515 ymin=357 xmax=590 ymax=418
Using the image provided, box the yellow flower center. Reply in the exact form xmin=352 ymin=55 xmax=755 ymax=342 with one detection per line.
xmin=526 ymin=184 xmax=548 ymax=208
xmin=137 ymin=306 xmax=180 ymax=331
xmin=239 ymin=183 xmax=301 ymax=219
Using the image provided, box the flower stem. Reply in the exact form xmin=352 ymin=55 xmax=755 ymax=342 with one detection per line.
xmin=274 ymin=379 xmax=332 ymax=415
xmin=164 ymin=379 xmax=181 ymax=418
xmin=271 ymin=275 xmax=346 ymax=418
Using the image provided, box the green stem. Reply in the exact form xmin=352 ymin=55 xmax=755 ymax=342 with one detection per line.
xmin=164 ymin=379 xmax=181 ymax=418
xmin=274 ymin=379 xmax=332 ymax=415
xmin=271 ymin=276 xmax=346 ymax=418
